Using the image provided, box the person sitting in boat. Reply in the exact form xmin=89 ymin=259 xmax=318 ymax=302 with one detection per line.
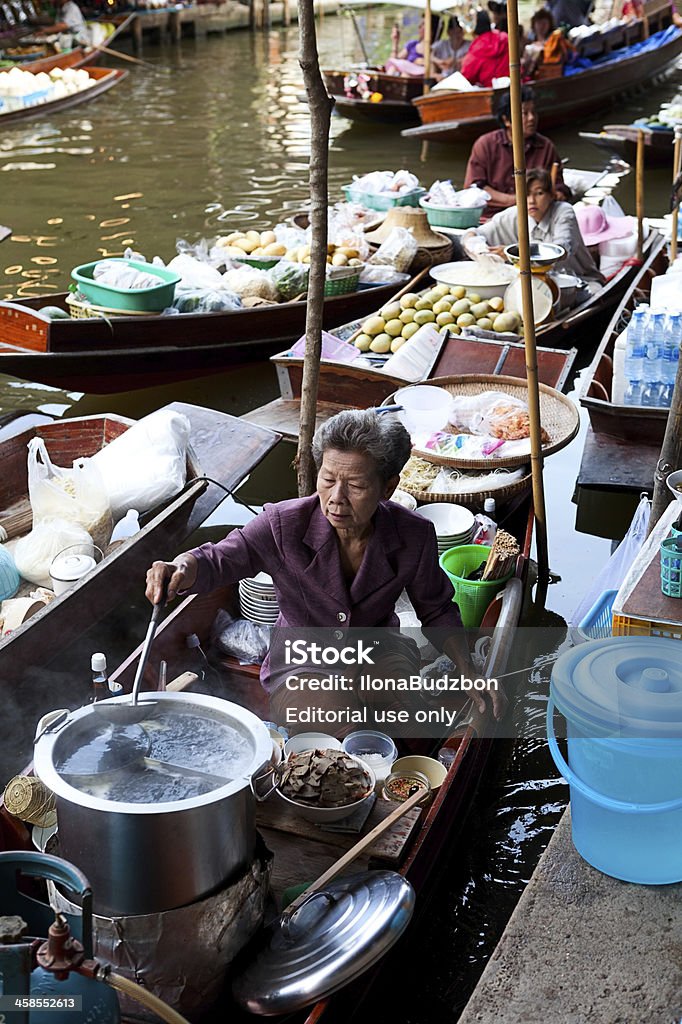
xmin=464 ymin=86 xmax=567 ymax=217
xmin=35 ymin=0 xmax=89 ymax=43
xmin=145 ymin=409 xmax=506 ymax=728
xmin=619 ymin=0 xmax=644 ymax=19
xmin=462 ymin=167 xmax=603 ymax=286
xmin=546 ymin=0 xmax=590 ymax=29
xmin=431 ymin=17 xmax=470 ymax=78
xmin=385 ymin=16 xmax=437 ymax=77
xmin=460 ymin=10 xmax=509 ymax=89
xmin=522 ymin=8 xmax=555 ymax=73
xmin=488 ymin=0 xmax=509 ymax=33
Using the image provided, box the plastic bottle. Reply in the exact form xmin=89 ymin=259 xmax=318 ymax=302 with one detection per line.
xmin=641 ymin=311 xmax=665 ymax=407
xmin=660 ymin=312 xmax=682 ymax=408
xmin=110 ymin=509 xmax=140 ymax=542
xmin=91 ymin=652 xmax=109 ymax=703
xmin=623 ymin=306 xmax=647 ymax=407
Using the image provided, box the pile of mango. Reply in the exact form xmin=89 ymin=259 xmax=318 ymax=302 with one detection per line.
xmin=279 ymin=243 xmax=364 ymax=267
xmin=354 ymin=284 xmax=522 ymax=354
xmin=215 ymin=231 xmax=365 ymax=267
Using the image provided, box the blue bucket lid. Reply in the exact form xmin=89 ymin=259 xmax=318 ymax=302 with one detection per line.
xmin=550 ymin=637 xmax=682 ymax=738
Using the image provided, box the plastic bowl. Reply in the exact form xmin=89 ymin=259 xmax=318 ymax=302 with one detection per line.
xmin=394 ymin=384 xmax=453 ymax=440
xmin=419 ymin=196 xmax=483 ymax=229
xmin=342 ymin=730 xmax=397 ymax=783
xmin=429 ymin=260 xmax=516 ymax=299
xmin=415 ymin=502 xmax=475 ymax=537
xmin=276 ymin=757 xmax=376 ymax=823
xmin=667 ymin=469 xmax=682 ymax=503
xmin=284 ymin=733 xmax=342 ymax=758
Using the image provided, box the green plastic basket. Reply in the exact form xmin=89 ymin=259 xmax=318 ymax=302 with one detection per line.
xmin=71 ymin=259 xmax=181 ymax=313
xmin=324 ymin=269 xmax=361 ymax=296
xmin=660 ymin=537 xmax=682 ymax=598
xmin=419 ymin=197 xmax=483 ymax=229
xmin=235 ymin=255 xmax=282 ymax=270
xmin=342 ymin=184 xmax=425 ymax=211
xmin=439 ymin=544 xmax=513 ymax=628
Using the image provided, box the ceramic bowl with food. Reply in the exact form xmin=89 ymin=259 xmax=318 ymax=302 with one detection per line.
xmin=391 ymin=755 xmax=448 ymax=791
xmin=283 ymin=732 xmax=343 ymax=758
xmin=429 ymin=260 xmax=516 ymax=299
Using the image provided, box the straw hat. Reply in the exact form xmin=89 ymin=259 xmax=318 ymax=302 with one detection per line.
xmin=365 ymin=207 xmax=449 ymax=249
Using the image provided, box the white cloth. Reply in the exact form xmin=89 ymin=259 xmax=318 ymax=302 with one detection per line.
xmin=477 ymin=201 xmax=603 ymax=283
xmin=61 ymin=1 xmax=86 ymax=34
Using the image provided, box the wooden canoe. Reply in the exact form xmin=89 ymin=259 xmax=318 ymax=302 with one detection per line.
xmin=0 ymin=277 xmax=424 ymax=394
xmin=579 ymin=231 xmax=668 ymax=444
xmin=0 ymin=65 xmax=126 ymax=126
xmin=0 ymin=402 xmax=280 ymax=775
xmin=321 ymin=68 xmax=424 ymax=125
xmin=0 ymin=16 xmax=131 ymax=72
xmin=403 ymin=9 xmax=682 ymax=144
xmin=580 ymin=124 xmax=676 ymax=168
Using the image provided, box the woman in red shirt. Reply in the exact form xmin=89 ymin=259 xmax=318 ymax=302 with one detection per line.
xmin=460 ymin=10 xmax=509 ymax=88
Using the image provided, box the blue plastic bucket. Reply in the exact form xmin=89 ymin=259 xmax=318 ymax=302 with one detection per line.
xmin=548 ymin=636 xmax=682 ymax=884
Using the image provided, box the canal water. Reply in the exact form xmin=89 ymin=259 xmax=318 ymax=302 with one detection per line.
xmin=1 ymin=13 xmax=678 ymax=1020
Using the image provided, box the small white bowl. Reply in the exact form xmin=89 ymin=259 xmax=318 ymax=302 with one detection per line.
xmin=391 ymin=488 xmax=418 ymax=511
xmin=416 ymin=503 xmax=475 ymax=537
xmin=283 ymin=733 xmax=343 ymax=758
xmin=667 ymin=469 xmax=682 ymax=503
xmin=392 ymin=755 xmax=448 ymax=791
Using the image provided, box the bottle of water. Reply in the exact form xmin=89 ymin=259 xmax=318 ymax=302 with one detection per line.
xmin=660 ymin=312 xmax=682 ymax=408
xmin=641 ymin=311 xmax=665 ymax=407
xmin=624 ymin=306 xmax=647 ymax=406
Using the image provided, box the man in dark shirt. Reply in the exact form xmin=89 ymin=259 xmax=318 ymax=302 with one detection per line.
xmin=463 ymin=86 xmax=567 ymax=216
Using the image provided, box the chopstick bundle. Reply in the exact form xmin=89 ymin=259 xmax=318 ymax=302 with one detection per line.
xmin=0 ymin=500 xmax=32 ymax=543
xmin=482 ymin=529 xmax=520 ymax=581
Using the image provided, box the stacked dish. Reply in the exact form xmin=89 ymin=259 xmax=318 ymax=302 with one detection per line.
xmin=416 ymin=503 xmax=476 ymax=556
xmin=239 ymin=572 xmax=279 ymax=625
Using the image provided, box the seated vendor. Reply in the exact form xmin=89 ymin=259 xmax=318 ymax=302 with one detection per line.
xmin=146 ymin=410 xmax=506 ymax=730
xmin=459 ymin=11 xmax=509 ymax=88
xmin=462 ymin=167 xmax=603 ymax=285
xmin=35 ymin=0 xmax=87 ymax=37
xmin=522 ymin=8 xmax=555 ymax=74
xmin=385 ymin=17 xmax=433 ymax=76
xmin=464 ymin=85 xmax=567 ymax=217
xmin=431 ymin=17 xmax=470 ymax=78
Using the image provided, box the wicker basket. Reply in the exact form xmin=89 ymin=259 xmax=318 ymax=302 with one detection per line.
xmin=387 ymin=374 xmax=580 ymax=470
xmin=324 ymin=268 xmax=362 ymax=296
xmin=400 ymin=469 xmax=533 ymax=509
xmin=66 ymin=295 xmax=157 ymax=320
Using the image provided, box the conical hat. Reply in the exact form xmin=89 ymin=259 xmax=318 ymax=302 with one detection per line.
xmin=365 ymin=207 xmax=449 ymax=248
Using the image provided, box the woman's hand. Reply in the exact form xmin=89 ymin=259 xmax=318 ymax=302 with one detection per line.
xmin=145 ymin=554 xmax=198 ymax=605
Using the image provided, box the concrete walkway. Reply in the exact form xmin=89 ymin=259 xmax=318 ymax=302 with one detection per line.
xmin=458 ymin=809 xmax=682 ymax=1024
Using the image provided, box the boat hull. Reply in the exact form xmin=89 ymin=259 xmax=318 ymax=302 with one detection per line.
xmin=0 ymin=66 xmax=126 ymax=126
xmin=580 ymin=126 xmax=675 ymax=167
xmin=322 ymin=68 xmax=423 ymax=125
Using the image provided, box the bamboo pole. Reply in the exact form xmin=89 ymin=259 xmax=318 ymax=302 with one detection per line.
xmin=295 ymin=0 xmax=335 ymax=497
xmin=506 ymin=0 xmax=550 ymax=596
xmin=420 ymin=0 xmax=432 ymax=163
xmin=636 ymin=128 xmax=645 ymax=261
xmin=671 ymin=125 xmax=682 ymax=262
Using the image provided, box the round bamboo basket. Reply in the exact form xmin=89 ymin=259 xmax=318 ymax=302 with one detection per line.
xmin=400 ymin=467 xmax=533 ymax=507
xmin=4 ymin=775 xmax=57 ymax=827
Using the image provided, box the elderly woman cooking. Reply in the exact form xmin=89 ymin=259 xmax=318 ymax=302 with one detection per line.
xmin=463 ymin=167 xmax=603 ymax=287
xmin=146 ymin=409 xmax=506 ymax=726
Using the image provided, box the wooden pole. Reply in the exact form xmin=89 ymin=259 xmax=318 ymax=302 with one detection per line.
xmin=506 ymin=0 xmax=550 ymax=596
xmin=420 ymin=0 xmax=432 ymax=163
xmin=649 ymin=350 xmax=682 ymax=532
xmin=671 ymin=125 xmax=682 ymax=262
xmin=296 ymin=0 xmax=335 ymax=497
xmin=636 ymin=128 xmax=645 ymax=261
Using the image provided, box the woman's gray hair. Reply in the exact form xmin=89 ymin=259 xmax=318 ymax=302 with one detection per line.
xmin=312 ymin=409 xmax=412 ymax=482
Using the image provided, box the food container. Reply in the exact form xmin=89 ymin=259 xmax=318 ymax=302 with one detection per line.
xmin=391 ymin=755 xmax=447 ymax=792
xmin=390 ymin=488 xmax=418 ymax=511
xmin=419 ymin=196 xmax=484 ymax=230
xmin=33 ymin=691 xmax=273 ymax=916
xmin=342 ymin=184 xmax=426 ymax=210
xmin=394 ymin=384 xmax=453 ymax=442
xmin=283 ymin=732 xmax=342 ymax=758
xmin=49 ymin=542 xmax=103 ymax=596
xmin=429 ymin=260 xmax=516 ymax=300
xmin=71 ymin=259 xmax=181 ymax=313
xmin=382 ymin=769 xmax=431 ymax=805
xmin=342 ymin=730 xmax=397 ymax=785
xmin=276 ymin=754 xmax=375 ymax=823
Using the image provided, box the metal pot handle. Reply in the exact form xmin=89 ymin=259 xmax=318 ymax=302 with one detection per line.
xmin=34 ymin=709 xmax=70 ymax=743
xmin=280 ymin=890 xmax=337 ymax=939
xmin=249 ymin=761 xmax=281 ymax=802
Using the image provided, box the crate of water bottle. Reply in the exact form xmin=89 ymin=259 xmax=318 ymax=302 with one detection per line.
xmin=621 ymin=304 xmax=681 ymax=409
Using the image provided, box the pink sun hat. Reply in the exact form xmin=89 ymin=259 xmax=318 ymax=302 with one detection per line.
xmin=575 ymin=205 xmax=636 ymax=247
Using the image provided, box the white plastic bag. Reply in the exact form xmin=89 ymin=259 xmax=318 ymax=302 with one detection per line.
xmin=368 ymin=228 xmax=418 ymax=273
xmin=211 ymin=609 xmax=270 ymax=665
xmin=90 ymin=409 xmax=190 ymax=521
xmin=27 ymin=438 xmax=112 ymax=549
xmin=14 ymin=519 xmax=92 ymax=588
xmin=570 ymin=495 xmax=651 ymax=626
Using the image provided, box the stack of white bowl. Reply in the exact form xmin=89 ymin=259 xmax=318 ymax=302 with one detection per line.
xmin=239 ymin=572 xmax=279 ymax=625
xmin=416 ymin=503 xmax=476 ymax=556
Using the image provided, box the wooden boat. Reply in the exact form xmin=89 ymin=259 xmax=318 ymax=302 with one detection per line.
xmin=0 ymin=15 xmax=130 ymax=72
xmin=0 ymin=65 xmax=126 ymax=126
xmin=0 ymin=402 xmax=280 ymax=773
xmin=579 ymin=231 xmax=668 ymax=444
xmin=321 ymin=67 xmax=424 ymax=125
xmin=580 ymin=124 xmax=676 ymax=168
xmin=403 ymin=6 xmax=682 ymax=144
xmin=245 ymin=235 xmax=662 ymax=442
xmin=0 ymin=276 xmax=424 ymax=394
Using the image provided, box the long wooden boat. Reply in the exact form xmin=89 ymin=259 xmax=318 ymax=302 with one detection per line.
xmin=403 ymin=8 xmax=682 ymax=144
xmin=0 ymin=402 xmax=279 ymax=774
xmin=245 ymin=235 xmax=661 ymax=442
xmin=322 ymin=67 xmax=424 ymax=126
xmin=0 ymin=276 xmax=424 ymax=393
xmin=580 ymin=124 xmax=676 ymax=168
xmin=579 ymin=230 xmax=668 ymax=444
xmin=0 ymin=15 xmax=131 ymax=72
xmin=0 ymin=65 xmax=126 ymax=126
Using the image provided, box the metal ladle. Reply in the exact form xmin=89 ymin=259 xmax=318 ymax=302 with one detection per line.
xmin=93 ymin=589 xmax=166 ymax=726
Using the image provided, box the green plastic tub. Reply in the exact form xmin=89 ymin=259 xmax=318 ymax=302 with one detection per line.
xmin=71 ymin=259 xmax=181 ymax=313
xmin=342 ymin=184 xmax=425 ymax=211
xmin=419 ymin=197 xmax=483 ymax=229
xmin=439 ymin=544 xmax=513 ymax=628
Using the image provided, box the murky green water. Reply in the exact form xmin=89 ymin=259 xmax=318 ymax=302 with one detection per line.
xmin=1 ymin=16 xmax=679 ymax=1019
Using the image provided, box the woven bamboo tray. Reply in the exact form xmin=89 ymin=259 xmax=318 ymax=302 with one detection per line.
xmin=388 ymin=374 xmax=579 ymax=470
xmin=399 ymin=463 xmax=533 ymax=507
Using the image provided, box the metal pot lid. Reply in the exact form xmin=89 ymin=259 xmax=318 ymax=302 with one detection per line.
xmin=550 ymin=637 xmax=682 ymax=737
xmin=232 ymin=870 xmax=415 ymax=1016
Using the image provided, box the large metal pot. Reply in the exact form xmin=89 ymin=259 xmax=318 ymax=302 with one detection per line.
xmin=33 ymin=692 xmax=272 ymax=917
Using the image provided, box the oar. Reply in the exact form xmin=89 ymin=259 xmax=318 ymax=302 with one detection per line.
xmin=636 ymin=128 xmax=645 ymax=262
xmin=91 ymin=43 xmax=168 ymax=73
